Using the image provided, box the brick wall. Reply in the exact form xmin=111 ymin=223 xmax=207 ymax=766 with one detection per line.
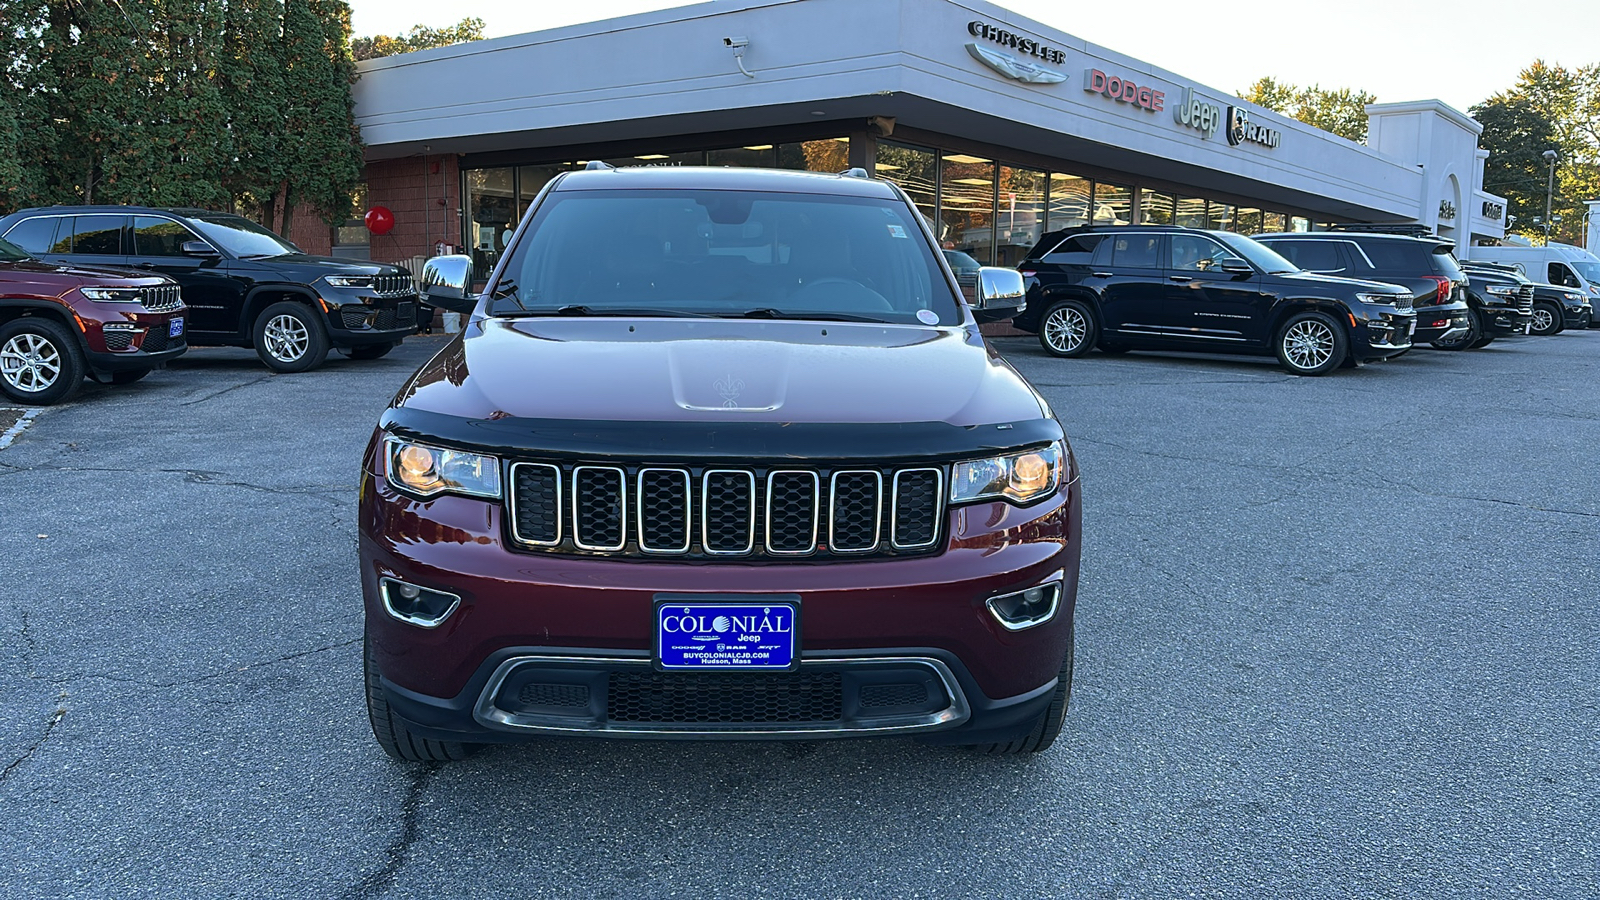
xmin=363 ymin=155 xmax=462 ymax=269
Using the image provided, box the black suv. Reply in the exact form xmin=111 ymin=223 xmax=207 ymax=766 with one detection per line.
xmin=0 ymin=207 xmax=418 ymax=372
xmin=1255 ymin=229 xmax=1471 ymax=350
xmin=1010 ymin=225 xmax=1416 ymax=375
xmin=1445 ymin=261 xmax=1535 ymax=348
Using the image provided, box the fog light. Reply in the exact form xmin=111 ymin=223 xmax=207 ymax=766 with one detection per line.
xmin=985 ymin=571 xmax=1064 ymax=631
xmin=380 ymin=577 xmax=461 ymax=628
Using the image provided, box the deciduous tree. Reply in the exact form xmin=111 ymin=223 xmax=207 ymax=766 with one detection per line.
xmin=1241 ymin=77 xmax=1377 ymax=143
xmin=350 ymin=16 xmax=485 ymax=61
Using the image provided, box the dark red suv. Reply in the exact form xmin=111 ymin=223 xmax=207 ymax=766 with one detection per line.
xmin=359 ymin=166 xmax=1080 ymax=761
xmin=0 ymin=237 xmax=186 ymax=405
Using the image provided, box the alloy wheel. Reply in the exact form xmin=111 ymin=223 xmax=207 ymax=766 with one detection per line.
xmin=1043 ymin=306 xmax=1087 ymax=353
xmin=263 ymin=314 xmax=310 ymax=362
xmin=0 ymin=332 xmax=62 ymax=394
xmin=1282 ymin=319 xmax=1335 ymax=371
xmin=1531 ymin=307 xmax=1555 ymax=333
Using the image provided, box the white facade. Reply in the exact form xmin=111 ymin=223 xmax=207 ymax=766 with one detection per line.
xmin=352 ymin=0 xmax=1505 ymax=256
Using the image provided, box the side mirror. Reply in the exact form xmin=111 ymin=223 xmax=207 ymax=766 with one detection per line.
xmin=1219 ymin=259 xmax=1254 ymax=276
xmin=418 ymin=254 xmax=477 ymax=314
xmin=972 ymin=266 xmax=1026 ymax=323
xmin=181 ymin=240 xmax=219 ymax=257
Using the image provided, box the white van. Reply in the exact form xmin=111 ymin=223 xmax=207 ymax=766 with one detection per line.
xmin=1468 ymin=242 xmax=1600 ymax=304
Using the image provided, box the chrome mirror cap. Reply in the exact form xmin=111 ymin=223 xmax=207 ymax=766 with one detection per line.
xmin=419 ymin=254 xmax=477 ymax=314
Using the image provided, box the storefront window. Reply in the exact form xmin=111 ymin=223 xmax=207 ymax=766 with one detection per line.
xmin=1234 ymin=207 xmax=1264 ymax=234
xmin=777 ymin=138 xmax=849 ymax=173
xmin=940 ymin=153 xmax=995 ymax=263
xmin=466 ymin=167 xmax=514 ymax=280
xmin=1142 ymin=191 xmax=1176 ymax=226
xmin=333 ymin=183 xmax=370 ymax=259
xmin=602 ymin=151 xmax=704 ymax=169
xmin=1207 ymin=202 xmax=1235 ymax=232
xmin=1175 ymin=196 xmax=1207 ymax=228
xmin=1093 ymin=181 xmax=1132 ymax=226
xmin=518 ymin=163 xmax=581 ymax=221
xmin=709 ymin=146 xmax=778 ymax=168
xmin=876 ymin=141 xmax=937 ymax=229
xmin=1263 ymin=211 xmax=1287 ymax=233
xmin=1290 ymin=216 xmax=1312 ymax=233
xmin=1047 ymin=173 xmax=1090 ymax=232
xmin=996 ymin=166 xmax=1045 ymax=264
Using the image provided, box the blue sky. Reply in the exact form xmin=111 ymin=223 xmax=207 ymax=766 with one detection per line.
xmin=347 ymin=0 xmax=1598 ymax=113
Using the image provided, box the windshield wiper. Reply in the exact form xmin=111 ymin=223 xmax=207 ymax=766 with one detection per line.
xmin=496 ymin=305 xmax=702 ymax=318
xmin=736 ymin=308 xmax=888 ymax=323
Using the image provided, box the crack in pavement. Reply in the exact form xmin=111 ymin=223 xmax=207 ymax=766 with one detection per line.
xmin=180 ymin=374 xmax=274 ymax=407
xmin=0 ymin=698 xmax=66 ymax=786
xmin=341 ymin=764 xmax=440 ymax=900
xmin=37 ymin=637 xmax=362 ymax=691
xmin=0 ymin=461 xmax=350 ymax=505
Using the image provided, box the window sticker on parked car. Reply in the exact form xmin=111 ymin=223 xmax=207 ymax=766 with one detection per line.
xmin=887 ymin=224 xmax=908 ymax=239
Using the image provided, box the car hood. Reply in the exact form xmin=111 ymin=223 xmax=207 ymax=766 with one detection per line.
xmin=241 ymin=254 xmax=409 ymax=277
xmin=0 ymin=258 xmax=170 ymax=290
xmin=1276 ymin=270 xmax=1409 ymax=294
xmin=395 ymin=318 xmax=1048 ymax=427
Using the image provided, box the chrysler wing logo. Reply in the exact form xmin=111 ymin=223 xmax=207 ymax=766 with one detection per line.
xmin=714 ymin=375 xmax=745 ymax=408
xmin=965 ymin=43 xmax=1068 ymax=85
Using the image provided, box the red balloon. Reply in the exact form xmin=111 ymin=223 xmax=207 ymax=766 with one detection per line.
xmin=364 ymin=206 xmax=395 ymax=235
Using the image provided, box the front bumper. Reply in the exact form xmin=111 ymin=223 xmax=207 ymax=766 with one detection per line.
xmin=1481 ymin=304 xmax=1533 ymax=337
xmin=322 ymin=293 xmax=419 ymax=346
xmin=1354 ymin=309 xmax=1416 ymax=360
xmin=360 ymin=464 xmax=1081 ymax=744
xmin=1563 ymin=304 xmax=1591 ymax=329
xmin=79 ymin=306 xmax=189 ymax=371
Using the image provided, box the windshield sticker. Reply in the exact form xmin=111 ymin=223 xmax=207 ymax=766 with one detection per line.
xmin=887 ymin=224 xmax=908 ymax=239
xmin=917 ymin=309 xmax=939 ymax=325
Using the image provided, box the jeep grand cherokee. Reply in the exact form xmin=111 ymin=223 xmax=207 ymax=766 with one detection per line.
xmin=359 ymin=166 xmax=1079 ymax=761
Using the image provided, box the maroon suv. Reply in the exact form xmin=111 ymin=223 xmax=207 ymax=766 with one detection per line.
xmin=359 ymin=166 xmax=1080 ymax=761
xmin=0 ymin=237 xmax=186 ymax=405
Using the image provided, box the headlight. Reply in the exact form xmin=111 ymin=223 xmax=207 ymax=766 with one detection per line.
xmin=1355 ymin=292 xmax=1404 ymax=305
xmin=1482 ymin=284 xmax=1518 ymax=298
xmin=323 ymin=275 xmax=373 ymax=289
xmin=385 ymin=437 xmax=502 ymax=499
xmin=1565 ymin=292 xmax=1585 ymax=303
xmin=950 ymin=441 xmax=1063 ymax=505
xmin=80 ymin=287 xmax=143 ymax=302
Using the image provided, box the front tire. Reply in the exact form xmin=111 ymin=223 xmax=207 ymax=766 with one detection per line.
xmin=364 ymin=633 xmax=479 ymax=763
xmin=253 ymin=301 xmax=330 ymax=373
xmin=1275 ymin=311 xmax=1346 ymax=376
xmin=1038 ymin=300 xmax=1097 ymax=358
xmin=1432 ymin=308 xmax=1480 ymax=350
xmin=974 ymin=640 xmax=1073 ymax=755
xmin=1530 ymin=301 xmax=1561 ymax=336
xmin=0 ymin=317 xmax=85 ymax=405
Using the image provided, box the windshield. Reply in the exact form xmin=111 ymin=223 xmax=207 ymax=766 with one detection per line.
xmin=491 ymin=188 xmax=962 ymax=325
xmin=0 ymin=238 xmax=27 ymax=262
xmin=1214 ymin=232 xmax=1297 ymax=273
xmin=189 ymin=215 xmax=301 ymax=258
xmin=1571 ymin=260 xmax=1600 ymax=284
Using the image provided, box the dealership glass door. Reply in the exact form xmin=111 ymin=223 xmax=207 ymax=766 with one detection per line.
xmin=465 ymin=168 xmax=514 ymax=280
xmin=997 ymin=166 xmax=1045 ymax=265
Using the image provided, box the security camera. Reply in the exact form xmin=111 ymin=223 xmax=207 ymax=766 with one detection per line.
xmin=723 ymin=36 xmax=748 ymax=48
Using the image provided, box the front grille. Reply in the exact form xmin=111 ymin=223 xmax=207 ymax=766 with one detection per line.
xmin=1517 ymin=285 xmax=1534 ymax=314
xmin=341 ymin=302 xmax=415 ymax=331
xmin=1393 ymin=294 xmax=1414 ymax=311
xmin=140 ymin=328 xmax=182 ymax=354
xmin=506 ymin=462 xmax=947 ymax=561
xmin=607 ymin=671 xmax=843 ymax=724
xmin=340 ymin=308 xmax=368 ymax=329
xmin=138 ymin=285 xmax=183 ymax=312
xmin=103 ymin=329 xmax=133 ymax=351
xmin=860 ymin=682 xmax=930 ymax=708
xmin=518 ymin=683 xmax=590 ymax=708
xmin=373 ymin=273 xmax=415 ymax=297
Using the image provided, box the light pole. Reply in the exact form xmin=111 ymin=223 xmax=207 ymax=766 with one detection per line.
xmin=1542 ymin=148 xmax=1558 ymax=243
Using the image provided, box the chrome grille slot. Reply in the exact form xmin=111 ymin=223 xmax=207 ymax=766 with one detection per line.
xmin=1517 ymin=284 xmax=1534 ymax=313
xmin=829 ymin=471 xmax=882 ymax=552
xmin=891 ymin=468 xmax=942 ymax=549
xmin=702 ymin=470 xmax=755 ymax=555
xmin=1394 ymin=294 xmax=1413 ymax=311
xmin=373 ymin=274 xmax=415 ymax=297
xmin=510 ymin=463 xmax=562 ymax=545
xmin=138 ymin=285 xmax=183 ymax=312
xmin=765 ymin=471 xmax=819 ymax=554
xmin=572 ymin=466 xmax=626 ymax=551
xmin=637 ymin=468 xmax=691 ymax=553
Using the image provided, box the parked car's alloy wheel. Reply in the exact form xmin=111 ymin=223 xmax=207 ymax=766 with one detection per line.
xmin=0 ymin=318 xmax=84 ymax=405
xmin=1432 ymin=308 xmax=1480 ymax=351
xmin=253 ymin=301 xmax=330 ymax=373
xmin=1529 ymin=302 xmax=1560 ymax=336
xmin=1275 ymin=311 xmax=1346 ymax=376
xmin=1038 ymin=300 xmax=1097 ymax=358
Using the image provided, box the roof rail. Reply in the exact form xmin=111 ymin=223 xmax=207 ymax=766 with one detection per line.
xmin=838 ymin=167 xmax=870 ymax=179
xmin=1327 ymin=223 xmax=1440 ymax=239
xmin=584 ymin=160 xmax=616 ymax=171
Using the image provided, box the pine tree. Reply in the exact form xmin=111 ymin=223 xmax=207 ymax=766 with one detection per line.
xmin=219 ymin=0 xmax=287 ymax=218
xmin=275 ymin=0 xmax=363 ymax=240
xmin=142 ymin=0 xmax=232 ymax=208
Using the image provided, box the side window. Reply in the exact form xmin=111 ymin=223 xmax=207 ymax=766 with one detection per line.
xmin=1041 ymin=234 xmax=1106 ymax=265
xmin=67 ymin=215 xmax=127 ymax=255
xmin=1549 ymin=262 xmax=1577 ymax=287
xmin=1109 ymin=233 xmax=1162 ymax=269
xmin=48 ymin=218 xmax=76 ymax=254
xmin=133 ymin=216 xmax=201 ymax=257
xmin=1170 ymin=234 xmax=1245 ymax=272
xmin=1272 ymin=239 xmax=1345 ymax=272
xmin=3 ymin=217 xmax=60 ymax=254
xmin=1361 ymin=241 xmax=1425 ymax=273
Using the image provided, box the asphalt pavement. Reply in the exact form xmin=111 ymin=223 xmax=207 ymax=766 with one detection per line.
xmin=2 ymin=330 xmax=1596 ymax=898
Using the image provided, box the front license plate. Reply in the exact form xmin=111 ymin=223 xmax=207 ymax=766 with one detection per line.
xmin=655 ymin=598 xmax=799 ymax=671
xmin=168 ymin=317 xmax=184 ymax=337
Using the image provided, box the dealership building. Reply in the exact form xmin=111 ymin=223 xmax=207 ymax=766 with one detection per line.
xmin=327 ymin=0 xmax=1508 ymax=277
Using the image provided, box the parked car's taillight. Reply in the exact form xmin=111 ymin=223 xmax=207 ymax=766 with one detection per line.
xmin=1423 ymin=276 xmax=1451 ymax=304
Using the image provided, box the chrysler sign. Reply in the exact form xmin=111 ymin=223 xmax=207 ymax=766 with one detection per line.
xmin=965 ymin=20 xmax=1068 ymax=85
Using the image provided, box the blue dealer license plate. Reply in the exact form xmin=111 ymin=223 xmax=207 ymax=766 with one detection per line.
xmin=168 ymin=317 xmax=184 ymax=337
xmin=654 ymin=599 xmax=798 ymax=671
